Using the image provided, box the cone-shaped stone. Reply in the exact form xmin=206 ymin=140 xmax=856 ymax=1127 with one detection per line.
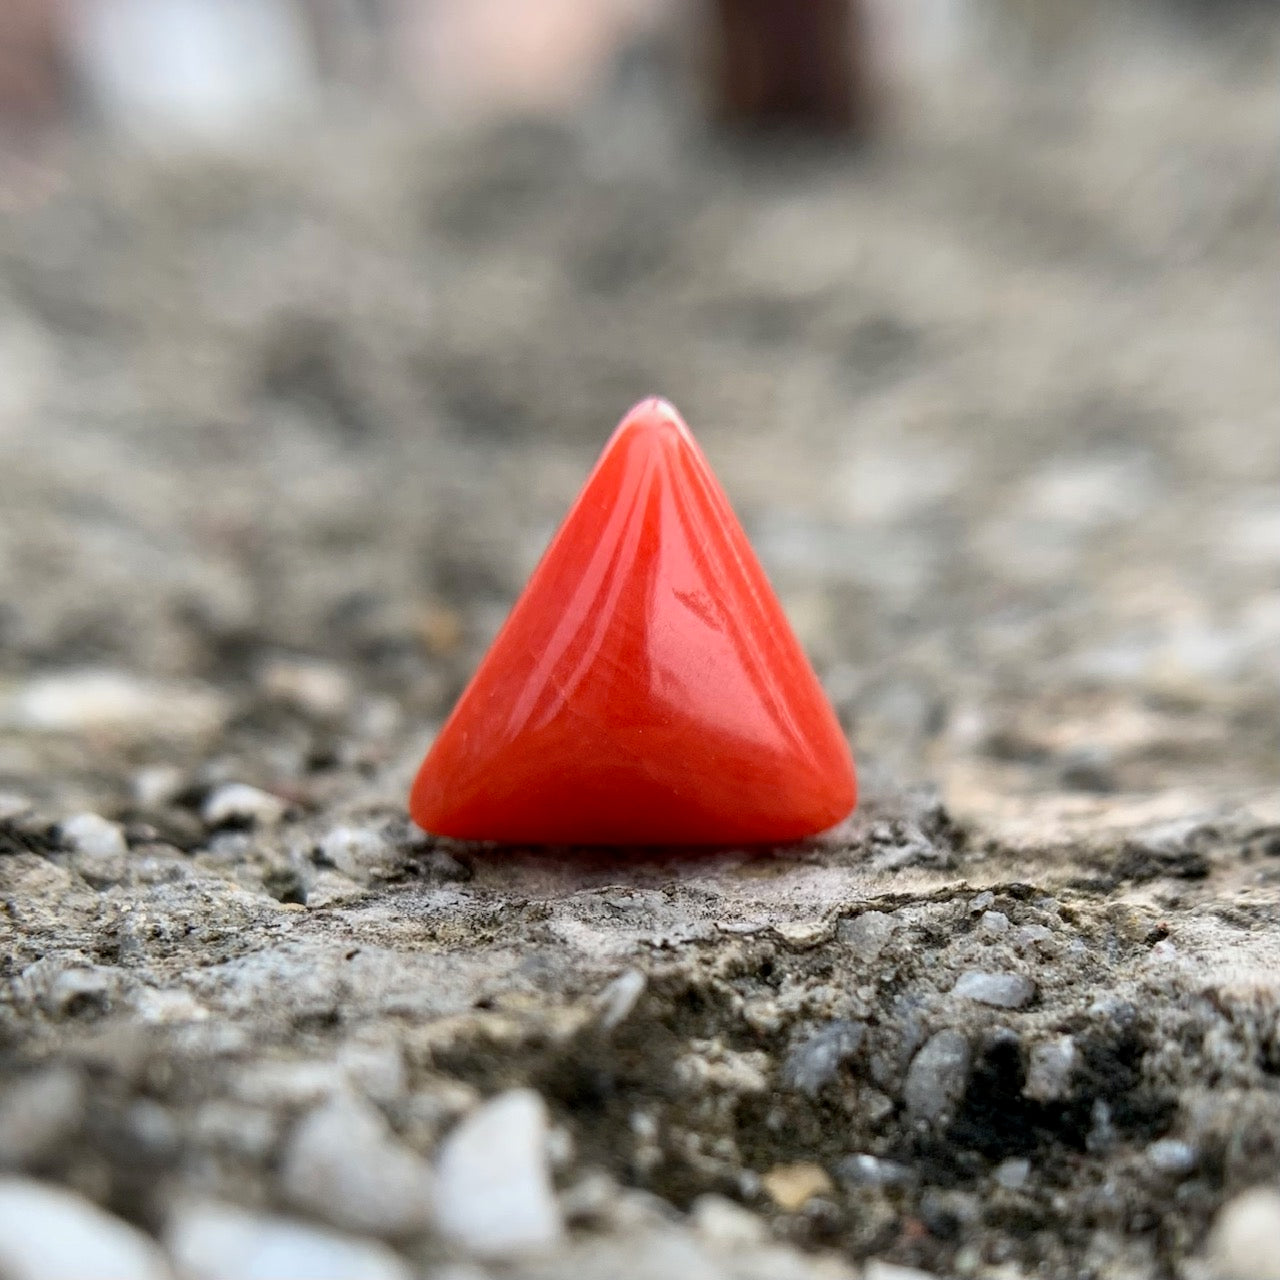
xmin=410 ymin=398 xmax=856 ymax=845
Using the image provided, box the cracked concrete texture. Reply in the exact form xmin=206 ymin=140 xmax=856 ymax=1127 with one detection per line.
xmin=2 ymin=10 xmax=1280 ymax=1279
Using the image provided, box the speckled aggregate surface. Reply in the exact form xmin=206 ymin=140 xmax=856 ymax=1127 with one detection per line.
xmin=1 ymin=16 xmax=1279 ymax=1279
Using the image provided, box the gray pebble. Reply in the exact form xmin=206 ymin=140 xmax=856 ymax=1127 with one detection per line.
xmin=1058 ymin=745 xmax=1116 ymax=793
xmin=919 ymin=1187 xmax=979 ymax=1235
xmin=872 ymin=838 xmax=942 ymax=872
xmin=781 ymin=1021 xmax=865 ymax=1097
xmin=837 ymin=911 xmax=897 ymax=959
xmin=1014 ymin=924 xmax=1054 ymax=950
xmin=861 ymin=1088 xmax=895 ymax=1124
xmin=1024 ymin=1036 xmax=1078 ymax=1102
xmin=190 ymin=1102 xmax=278 ymax=1160
xmin=206 ymin=831 xmax=254 ymax=861
xmin=904 ymin=1029 xmax=971 ymax=1125
xmin=979 ymin=911 xmax=1009 ymax=936
xmin=952 ymin=972 xmax=1036 ymax=1009
xmin=0 ymin=1069 xmax=85 ymax=1168
xmin=417 ymin=848 xmax=474 ymax=882
xmin=261 ymin=863 xmax=308 ymax=905
xmin=233 ymin=1060 xmax=348 ymax=1109
xmin=124 ymin=1100 xmax=178 ymax=1161
xmin=337 ymin=1040 xmax=408 ymax=1105
xmin=1086 ymin=1099 xmax=1118 ymax=1153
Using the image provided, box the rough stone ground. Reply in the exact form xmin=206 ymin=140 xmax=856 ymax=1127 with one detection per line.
xmin=1 ymin=13 xmax=1279 ymax=1279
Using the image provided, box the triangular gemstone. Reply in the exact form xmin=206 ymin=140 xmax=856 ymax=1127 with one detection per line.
xmin=410 ymin=398 xmax=857 ymax=845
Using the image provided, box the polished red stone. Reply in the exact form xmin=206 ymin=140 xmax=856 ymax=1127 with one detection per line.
xmin=409 ymin=398 xmax=857 ymax=845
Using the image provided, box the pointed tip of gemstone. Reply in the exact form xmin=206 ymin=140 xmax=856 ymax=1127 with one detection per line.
xmin=410 ymin=397 xmax=858 ymax=847
xmin=610 ymin=396 xmax=693 ymax=446
xmin=624 ymin=395 xmax=683 ymax=425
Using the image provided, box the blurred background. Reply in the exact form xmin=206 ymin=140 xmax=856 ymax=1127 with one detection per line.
xmin=0 ymin=0 xmax=1277 ymax=823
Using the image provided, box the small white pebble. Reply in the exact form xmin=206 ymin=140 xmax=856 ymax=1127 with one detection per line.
xmin=1024 ymin=1036 xmax=1077 ymax=1102
xmin=1015 ymin=924 xmax=1055 ymax=950
xmin=132 ymin=765 xmax=185 ymax=809
xmin=837 ymin=911 xmax=897 ymax=958
xmin=1086 ymin=1098 xmax=1117 ymax=1153
xmin=1149 ymin=939 xmax=1178 ymax=962
xmin=630 ymin=1111 xmax=658 ymax=1142
xmin=167 ymin=1200 xmax=412 ymax=1280
xmin=318 ymin=826 xmax=395 ymax=881
xmin=3 ymin=670 xmax=226 ymax=736
xmin=545 ymin=1124 xmax=575 ymax=1170
xmin=1209 ymin=1187 xmax=1280 ymax=1280
xmin=259 ymin=659 xmax=353 ymax=719
xmin=993 ymin=1157 xmax=1031 ymax=1190
xmin=59 ymin=812 xmax=127 ymax=859
xmin=132 ymin=988 xmax=210 ymax=1024
xmin=282 ymin=1093 xmax=435 ymax=1238
xmin=557 ymin=1171 xmax=617 ymax=1224
xmin=969 ymin=891 xmax=995 ymax=913
xmin=864 ymin=1262 xmax=941 ymax=1280
xmin=352 ymin=696 xmax=402 ymax=739
xmin=904 ymin=1030 xmax=971 ymax=1125
xmin=336 ymin=1041 xmax=407 ymax=1104
xmin=44 ymin=967 xmax=113 ymax=1017
xmin=203 ymin=784 xmax=286 ymax=828
xmin=0 ymin=793 xmax=32 ymax=820
xmin=434 ymin=1090 xmax=563 ymax=1259
xmin=597 ymin=969 xmax=647 ymax=1030
xmin=979 ymin=910 xmax=1010 ymax=935
xmin=953 ymin=971 xmax=1036 ymax=1009
xmin=0 ymin=1178 xmax=173 ymax=1280
xmin=836 ymin=1154 xmax=913 ymax=1189
xmin=691 ymin=1194 xmax=768 ymax=1249
xmin=1146 ymin=1138 xmax=1198 ymax=1176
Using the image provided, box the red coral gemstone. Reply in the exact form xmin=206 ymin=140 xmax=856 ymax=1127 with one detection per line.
xmin=410 ymin=398 xmax=857 ymax=845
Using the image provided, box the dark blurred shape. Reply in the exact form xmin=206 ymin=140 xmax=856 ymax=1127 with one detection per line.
xmin=707 ymin=0 xmax=874 ymax=135
xmin=296 ymin=0 xmax=393 ymax=92
xmin=0 ymin=0 xmax=68 ymax=131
